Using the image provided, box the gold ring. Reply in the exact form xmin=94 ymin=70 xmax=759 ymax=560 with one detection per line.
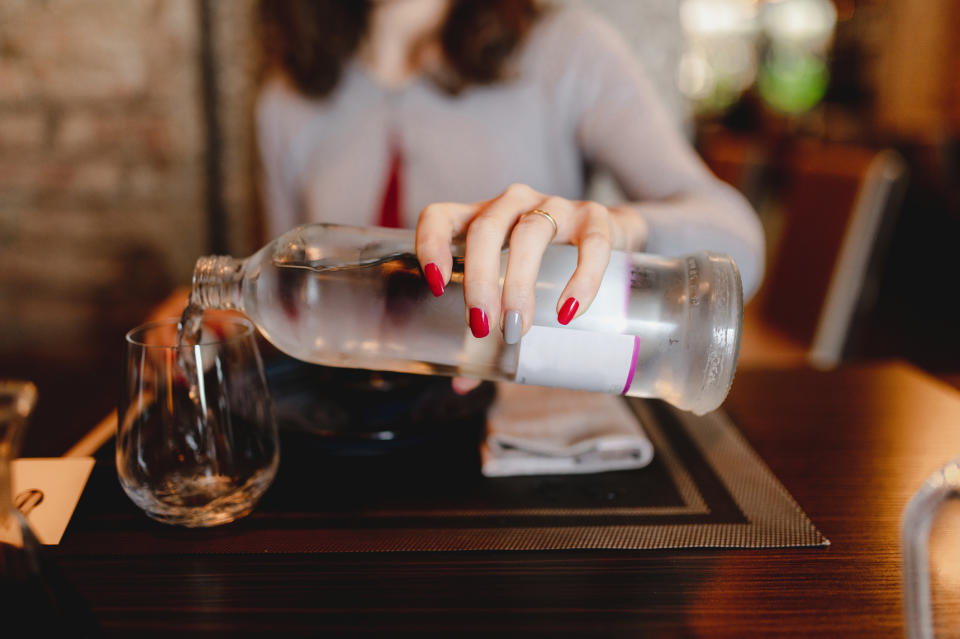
xmin=520 ymin=208 xmax=558 ymax=240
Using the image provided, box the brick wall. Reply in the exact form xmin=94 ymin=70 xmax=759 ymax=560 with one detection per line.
xmin=0 ymin=0 xmax=259 ymax=366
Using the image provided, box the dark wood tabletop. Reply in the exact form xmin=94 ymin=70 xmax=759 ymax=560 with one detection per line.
xmin=42 ymin=361 xmax=960 ymax=636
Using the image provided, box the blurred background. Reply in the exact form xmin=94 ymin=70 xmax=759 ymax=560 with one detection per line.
xmin=0 ymin=0 xmax=957 ymax=453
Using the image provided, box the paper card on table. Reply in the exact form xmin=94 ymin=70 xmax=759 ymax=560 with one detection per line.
xmin=11 ymin=457 xmax=95 ymax=545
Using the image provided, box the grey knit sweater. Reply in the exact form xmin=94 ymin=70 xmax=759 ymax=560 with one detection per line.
xmin=256 ymin=6 xmax=765 ymax=298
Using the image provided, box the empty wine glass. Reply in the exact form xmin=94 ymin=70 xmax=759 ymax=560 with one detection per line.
xmin=117 ymin=317 xmax=279 ymax=527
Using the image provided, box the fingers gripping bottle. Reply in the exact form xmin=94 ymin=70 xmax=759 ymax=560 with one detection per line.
xmin=190 ymin=224 xmax=742 ymax=414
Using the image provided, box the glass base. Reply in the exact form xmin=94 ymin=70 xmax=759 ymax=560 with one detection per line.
xmin=120 ymin=463 xmax=276 ymax=528
xmin=143 ymin=503 xmax=256 ymax=528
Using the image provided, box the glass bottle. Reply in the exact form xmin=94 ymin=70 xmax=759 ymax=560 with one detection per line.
xmin=190 ymin=224 xmax=742 ymax=415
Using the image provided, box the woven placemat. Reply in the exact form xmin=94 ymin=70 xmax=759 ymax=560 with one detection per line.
xmin=61 ymin=399 xmax=827 ymax=554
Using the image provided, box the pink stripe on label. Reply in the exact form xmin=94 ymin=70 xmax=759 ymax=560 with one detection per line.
xmin=621 ymin=336 xmax=641 ymax=394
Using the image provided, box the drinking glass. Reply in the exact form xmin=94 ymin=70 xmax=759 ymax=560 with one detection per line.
xmin=117 ymin=317 xmax=279 ymax=527
xmin=902 ymin=459 xmax=960 ymax=638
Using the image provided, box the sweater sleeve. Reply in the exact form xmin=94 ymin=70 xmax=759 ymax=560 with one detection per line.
xmin=540 ymin=9 xmax=765 ymax=300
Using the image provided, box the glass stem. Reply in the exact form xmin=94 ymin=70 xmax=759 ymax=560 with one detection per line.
xmin=0 ymin=381 xmax=37 ymax=537
xmin=0 ymin=446 xmax=12 ymax=530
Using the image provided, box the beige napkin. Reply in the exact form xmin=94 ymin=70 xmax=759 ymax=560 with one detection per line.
xmin=481 ymin=384 xmax=654 ymax=477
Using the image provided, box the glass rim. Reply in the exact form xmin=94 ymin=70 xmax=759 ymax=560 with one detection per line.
xmin=125 ymin=316 xmax=255 ymax=349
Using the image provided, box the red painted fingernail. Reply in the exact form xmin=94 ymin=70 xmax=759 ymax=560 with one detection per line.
xmin=558 ymin=297 xmax=579 ymax=325
xmin=469 ymin=307 xmax=489 ymax=338
xmin=424 ymin=262 xmax=445 ymax=297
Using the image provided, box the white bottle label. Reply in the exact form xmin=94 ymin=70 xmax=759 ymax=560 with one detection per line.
xmin=530 ymin=249 xmax=630 ymax=333
xmin=515 ymin=326 xmax=640 ymax=394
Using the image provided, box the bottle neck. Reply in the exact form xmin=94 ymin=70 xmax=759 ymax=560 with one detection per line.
xmin=191 ymin=255 xmax=245 ymax=310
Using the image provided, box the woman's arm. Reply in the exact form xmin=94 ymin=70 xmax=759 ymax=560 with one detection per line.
xmin=417 ymin=11 xmax=764 ymax=341
xmin=562 ymin=8 xmax=765 ymax=299
xmin=416 ymin=8 xmax=764 ymax=344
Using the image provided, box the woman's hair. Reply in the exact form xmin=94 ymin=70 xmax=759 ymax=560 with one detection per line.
xmin=258 ymin=0 xmax=541 ymax=98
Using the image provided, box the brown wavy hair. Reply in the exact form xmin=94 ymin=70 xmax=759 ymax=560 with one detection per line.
xmin=258 ymin=0 xmax=542 ymax=97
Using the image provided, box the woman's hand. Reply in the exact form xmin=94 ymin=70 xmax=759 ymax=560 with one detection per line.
xmin=416 ymin=183 xmax=647 ymax=344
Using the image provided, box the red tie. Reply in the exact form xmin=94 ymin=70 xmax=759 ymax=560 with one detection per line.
xmin=377 ymin=141 xmax=404 ymax=228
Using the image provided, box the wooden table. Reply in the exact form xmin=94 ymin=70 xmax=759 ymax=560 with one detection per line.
xmin=47 ymin=361 xmax=960 ymax=636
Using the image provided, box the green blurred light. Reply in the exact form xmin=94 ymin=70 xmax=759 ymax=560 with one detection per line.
xmin=757 ymin=52 xmax=829 ymax=115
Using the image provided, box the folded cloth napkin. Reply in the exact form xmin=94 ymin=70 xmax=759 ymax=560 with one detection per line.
xmin=481 ymin=384 xmax=655 ymax=477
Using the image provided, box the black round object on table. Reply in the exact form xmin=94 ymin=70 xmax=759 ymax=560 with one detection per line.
xmin=259 ymin=340 xmax=496 ymax=459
